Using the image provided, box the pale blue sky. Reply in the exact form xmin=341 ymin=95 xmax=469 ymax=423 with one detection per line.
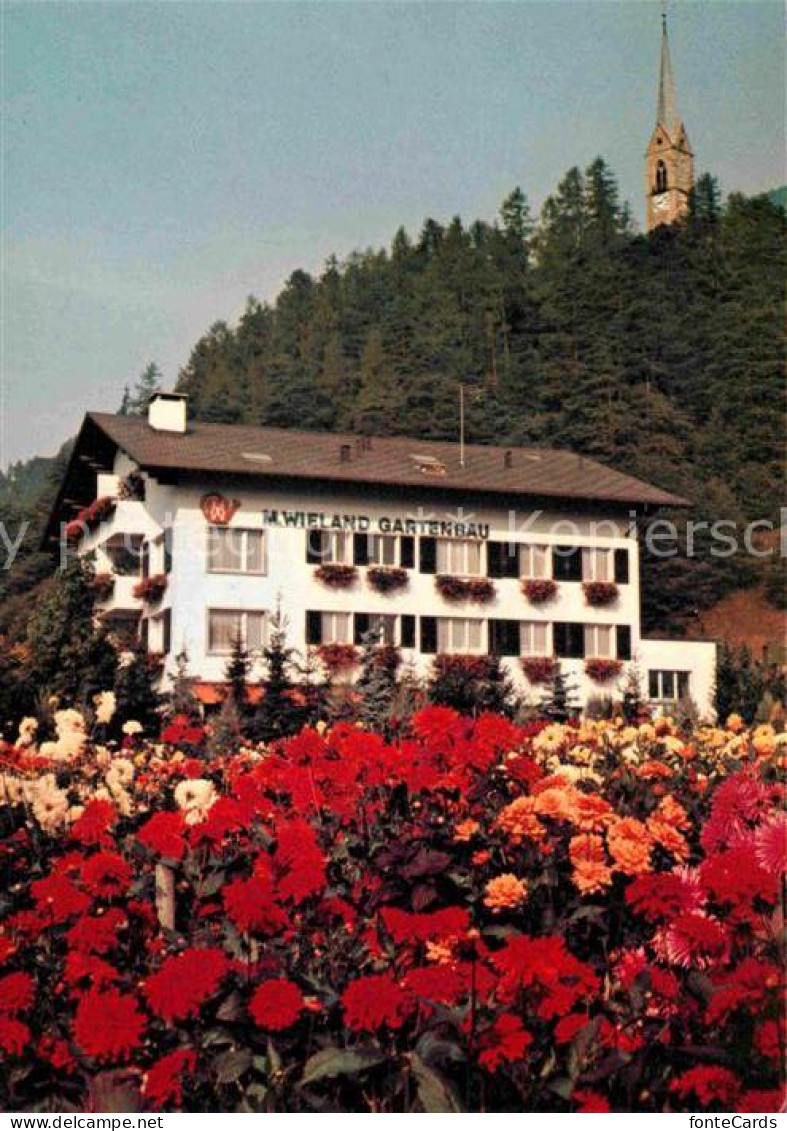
xmin=3 ymin=0 xmax=784 ymax=467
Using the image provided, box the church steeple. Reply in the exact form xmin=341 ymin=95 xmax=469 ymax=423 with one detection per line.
xmin=646 ymin=7 xmax=694 ymax=231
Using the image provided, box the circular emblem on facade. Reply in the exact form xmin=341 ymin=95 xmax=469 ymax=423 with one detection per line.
xmin=200 ymin=493 xmax=241 ymax=525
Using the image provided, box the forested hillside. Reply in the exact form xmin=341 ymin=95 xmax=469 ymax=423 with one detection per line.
xmin=2 ymin=159 xmax=784 ymax=636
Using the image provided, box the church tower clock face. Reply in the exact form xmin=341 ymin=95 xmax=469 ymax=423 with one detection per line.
xmin=645 ymin=13 xmax=694 ymax=232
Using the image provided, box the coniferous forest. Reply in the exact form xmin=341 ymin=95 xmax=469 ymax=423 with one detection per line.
xmin=1 ymin=160 xmax=785 ymax=646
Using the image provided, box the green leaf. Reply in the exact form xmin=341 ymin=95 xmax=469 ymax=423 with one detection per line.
xmin=217 ymin=990 xmax=244 ymax=1022
xmin=410 ymin=1053 xmax=462 ymax=1112
xmin=198 ymin=870 xmax=227 ymax=898
xmin=300 ymin=1046 xmax=385 ymax=1087
xmin=213 ymin=1048 xmax=253 ymax=1083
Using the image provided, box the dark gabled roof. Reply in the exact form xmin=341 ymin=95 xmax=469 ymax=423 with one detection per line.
xmin=44 ymin=411 xmax=690 ymax=542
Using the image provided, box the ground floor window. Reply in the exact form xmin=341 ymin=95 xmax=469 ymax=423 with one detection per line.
xmin=207 ymin=609 xmax=266 ymax=654
xmin=436 ymin=617 xmax=484 ymax=653
xmin=649 ymin=670 xmax=690 ymax=701
xmin=585 ymin=623 xmax=614 ymax=658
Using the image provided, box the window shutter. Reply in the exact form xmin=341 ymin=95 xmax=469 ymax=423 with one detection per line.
xmin=400 ymin=536 xmax=415 ymax=569
xmin=419 ymin=537 xmax=437 ymax=574
xmin=354 ymin=612 xmax=370 ymax=644
xmin=306 ymin=610 xmax=322 ymax=645
xmin=162 ymin=610 xmax=172 ymax=654
xmin=487 ymin=541 xmax=503 ymax=578
xmin=616 ymin=625 xmax=632 ymax=660
xmin=490 ymin=620 xmax=519 ymax=657
xmin=400 ymin=614 xmax=416 ymax=648
xmin=614 ymin=548 xmax=630 ymax=584
xmin=306 ymin=531 xmax=326 ymax=564
xmin=554 ymin=622 xmax=585 ymax=659
xmin=420 ymin=616 xmax=437 ymax=654
xmin=553 ymin=546 xmax=582 ymax=582
xmin=353 ymin=533 xmax=370 ymax=566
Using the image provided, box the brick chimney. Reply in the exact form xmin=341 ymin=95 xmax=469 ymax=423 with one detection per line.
xmin=148 ymin=392 xmax=188 ymax=434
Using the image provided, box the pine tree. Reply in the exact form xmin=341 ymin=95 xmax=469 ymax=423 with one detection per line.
xmin=250 ymin=609 xmax=305 ymax=742
xmin=541 ymin=665 xmax=580 ymax=723
xmin=355 ymin=629 xmax=398 ymax=730
xmin=621 ymin=662 xmax=647 ymax=724
xmin=225 ymin=635 xmax=252 ymax=713
xmin=127 ymin=363 xmax=163 ymax=416
xmin=165 ymin=650 xmax=202 ymax=722
xmin=113 ymin=643 xmax=161 ymax=736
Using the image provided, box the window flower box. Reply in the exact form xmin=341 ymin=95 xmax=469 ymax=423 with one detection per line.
xmin=433 ymin=654 xmax=496 ymax=680
xmin=583 ymin=581 xmax=619 ymax=607
xmin=63 ymin=496 xmax=117 ymax=543
xmin=118 ymin=471 xmax=146 ymax=502
xmin=435 ymin=575 xmax=496 ymax=604
xmin=367 ymin=566 xmax=409 ymax=594
xmin=316 ymin=642 xmax=360 ymax=673
xmin=585 ymin=658 xmax=623 ymax=683
xmin=92 ymin=573 xmax=115 ymax=602
xmin=520 ymin=656 xmax=559 ymax=685
xmin=521 ymin=578 xmax=558 ymax=605
xmin=314 ymin=563 xmax=358 ymax=589
xmin=133 ymin=574 xmax=168 ymax=604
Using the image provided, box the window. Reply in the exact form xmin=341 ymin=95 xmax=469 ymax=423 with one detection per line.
xmin=436 ymin=539 xmax=483 ymax=576
xmin=614 ymin=548 xmax=630 ymax=584
xmin=520 ymin=544 xmax=550 ymax=579
xmin=207 ymin=527 xmax=265 ymax=574
xmin=306 ymin=531 xmax=351 ymax=565
xmin=585 ymin=624 xmax=614 ymax=659
xmin=616 ymin=625 xmax=632 ymax=661
xmin=521 ymin=621 xmax=549 ymax=657
xmin=649 ymin=670 xmax=690 ymax=702
xmin=368 ymin=534 xmax=398 ymax=567
xmin=487 ymin=542 xmax=520 ymax=579
xmin=554 ymin=622 xmax=585 ymax=659
xmin=369 ymin=613 xmax=397 ymax=646
xmin=436 ymin=617 xmax=484 ymax=653
xmin=321 ymin=611 xmax=352 ymax=645
xmin=581 ymin=548 xmax=612 ymax=582
xmin=140 ymin=541 xmax=150 ymax=580
xmin=552 ymin=546 xmax=582 ymax=582
xmin=656 ymin=160 xmax=668 ymax=193
xmin=207 ymin=609 xmax=266 ymax=654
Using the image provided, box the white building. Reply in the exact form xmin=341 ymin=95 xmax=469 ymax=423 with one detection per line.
xmin=46 ymin=393 xmax=716 ymax=716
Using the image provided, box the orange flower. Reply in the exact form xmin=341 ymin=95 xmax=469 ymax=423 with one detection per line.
xmin=569 ymin=834 xmax=613 ymax=895
xmin=472 ymin=849 xmax=491 ymax=866
xmin=607 ymin=817 xmax=653 ymax=876
xmin=454 ymin=819 xmax=480 ymax=842
xmin=654 ymin=794 xmax=691 ymax=830
xmin=647 ymin=817 xmax=689 ymax=862
xmin=483 ymin=874 xmax=528 ymax=913
xmin=572 ymin=793 xmax=614 ymax=833
xmin=533 ymin=787 xmax=577 ymax=822
xmin=495 ymin=797 xmax=547 ymax=845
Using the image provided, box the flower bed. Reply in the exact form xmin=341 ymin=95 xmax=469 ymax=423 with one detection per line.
xmin=314 ymin=564 xmax=358 ymax=589
xmin=521 ymin=579 xmax=558 ymax=605
xmin=583 ymin=582 xmax=619 ymax=607
xmin=92 ymin=573 xmax=115 ymax=602
xmin=316 ymin=642 xmax=359 ymax=673
xmin=585 ymin=658 xmax=624 ymax=683
xmin=367 ymin=566 xmax=409 ymax=594
xmin=436 ymin=576 xmax=496 ymax=604
xmin=520 ymin=656 xmax=559 ymax=685
xmin=0 ymin=709 xmax=783 ymax=1113
xmin=132 ymin=574 xmax=168 ymax=604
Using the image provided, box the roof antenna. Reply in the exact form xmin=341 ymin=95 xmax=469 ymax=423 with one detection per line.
xmin=662 ymin=0 xmax=668 ymax=33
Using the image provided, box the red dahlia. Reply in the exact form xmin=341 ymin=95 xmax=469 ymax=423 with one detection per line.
xmin=137 ymin=811 xmax=188 ymax=861
xmin=69 ymin=799 xmax=118 ymax=846
xmin=249 ymin=979 xmax=305 ymax=1031
xmin=672 ymin=1066 xmax=741 ymax=1108
xmin=0 ymin=971 xmax=35 ymax=1014
xmin=341 ymin=973 xmax=413 ymax=1033
xmin=223 ymin=876 xmax=287 ymax=936
xmin=142 ymin=1048 xmax=197 ymax=1109
xmin=144 ymin=947 xmax=230 ymax=1023
xmin=0 ymin=1016 xmax=30 ymax=1057
xmin=73 ymin=988 xmax=145 ymax=1064
xmin=80 ymin=851 xmax=133 ymax=898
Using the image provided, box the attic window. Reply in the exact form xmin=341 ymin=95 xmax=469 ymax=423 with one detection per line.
xmin=409 ymin=453 xmax=447 ymax=477
xmin=241 ymin=452 xmax=273 ymax=464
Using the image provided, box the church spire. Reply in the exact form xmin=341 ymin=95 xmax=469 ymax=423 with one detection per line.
xmin=657 ymin=8 xmax=680 ymax=137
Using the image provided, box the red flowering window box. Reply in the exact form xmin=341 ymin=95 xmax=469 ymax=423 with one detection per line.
xmin=585 ymin=658 xmax=623 ymax=683
xmin=316 ymin=642 xmax=360 ymax=672
xmin=522 ymin=578 xmax=558 ymax=605
xmin=433 ymin=653 xmax=496 ymax=680
xmin=63 ymin=496 xmax=117 ymax=544
xmin=583 ymin=581 xmax=619 ymax=607
xmin=133 ymin=574 xmax=168 ymax=604
xmin=520 ymin=656 xmax=559 ymax=685
xmin=435 ymin=576 xmax=496 ymax=604
xmin=92 ymin=573 xmax=115 ymax=602
xmin=314 ymin=564 xmax=358 ymax=589
xmin=367 ymin=566 xmax=409 ymax=594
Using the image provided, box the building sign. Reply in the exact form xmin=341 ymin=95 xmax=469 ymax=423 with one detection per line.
xmin=261 ymin=508 xmax=490 ymax=540
xmin=201 ymin=493 xmax=241 ymax=525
